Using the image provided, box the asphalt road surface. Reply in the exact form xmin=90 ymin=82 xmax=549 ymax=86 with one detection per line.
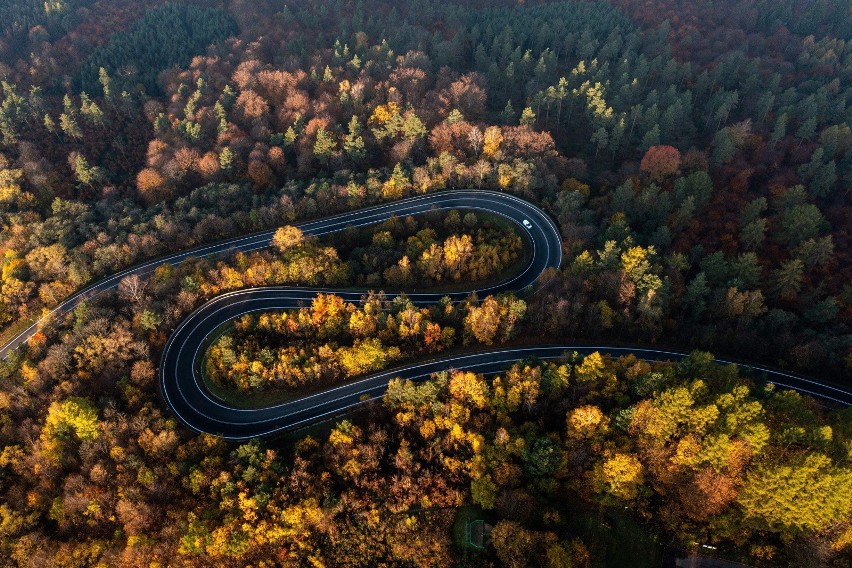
xmin=1 ymin=190 xmax=849 ymax=440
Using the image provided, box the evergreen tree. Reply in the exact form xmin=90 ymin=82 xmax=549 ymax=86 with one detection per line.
xmin=501 ymin=100 xmax=516 ymax=124
xmin=519 ymin=106 xmax=536 ymax=127
xmin=98 ymin=67 xmax=112 ymax=99
xmin=314 ymin=127 xmax=337 ymax=165
xmin=711 ymin=128 xmax=735 ymax=167
xmin=770 ymin=113 xmax=787 ymax=147
xmin=343 ymin=116 xmax=366 ymax=162
xmin=219 ymin=147 xmax=235 ymax=171
xmin=70 ymin=153 xmax=105 ymax=187
xmin=640 ymin=124 xmax=660 ymax=152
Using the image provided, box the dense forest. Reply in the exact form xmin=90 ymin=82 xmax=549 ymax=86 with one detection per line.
xmin=0 ymin=0 xmax=849 ymax=566
xmin=205 ymin=289 xmax=524 ymax=395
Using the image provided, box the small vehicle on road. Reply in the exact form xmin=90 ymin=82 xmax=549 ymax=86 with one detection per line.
xmin=522 ymin=219 xmax=533 ymax=229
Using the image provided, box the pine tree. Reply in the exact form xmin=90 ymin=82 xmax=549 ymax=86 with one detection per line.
xmin=519 ymin=106 xmax=536 ymax=127
xmin=343 ymin=116 xmax=366 ymax=162
xmin=284 ymin=126 xmax=298 ymax=146
xmin=43 ymin=113 xmax=56 ymax=134
xmin=314 ymin=127 xmax=337 ymax=165
xmin=711 ymin=128 xmax=735 ymax=167
xmin=501 ymin=100 xmax=515 ymax=124
xmin=154 ymin=113 xmax=170 ymax=133
xmin=70 ymin=153 xmax=105 ymax=186
xmin=796 ymin=117 xmax=817 ymax=147
xmin=219 ymin=147 xmax=235 ymax=171
xmin=221 ymin=84 xmax=236 ymax=108
xmin=98 ymin=67 xmax=112 ymax=99
xmin=640 ymin=125 xmax=660 ymax=152
xmin=798 ymin=148 xmax=838 ymax=198
xmin=446 ymin=109 xmax=464 ymax=124
xmin=59 ymin=111 xmax=82 ymax=139
xmin=770 ymin=113 xmax=788 ymax=147
xmin=79 ymin=93 xmax=104 ymax=126
xmin=401 ymin=113 xmax=426 ymax=140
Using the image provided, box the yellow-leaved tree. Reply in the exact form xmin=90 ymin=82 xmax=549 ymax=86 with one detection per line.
xmin=40 ymin=397 xmax=99 ymax=463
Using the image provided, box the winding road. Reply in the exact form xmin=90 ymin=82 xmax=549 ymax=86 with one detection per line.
xmin=2 ymin=190 xmax=850 ymax=440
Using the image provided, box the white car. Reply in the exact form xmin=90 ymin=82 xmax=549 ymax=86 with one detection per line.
xmin=522 ymin=219 xmax=533 ymax=230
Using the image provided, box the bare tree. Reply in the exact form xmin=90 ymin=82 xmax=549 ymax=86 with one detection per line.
xmin=118 ymin=274 xmax=147 ymax=305
xmin=473 ymin=159 xmax=492 ymax=188
xmin=467 ymin=126 xmax=483 ymax=155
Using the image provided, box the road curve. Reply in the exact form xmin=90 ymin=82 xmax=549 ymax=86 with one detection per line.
xmin=0 ymin=190 xmax=558 ymax=361
xmin=155 ymin=191 xmax=852 ymax=440
xmin=0 ymin=190 xmax=848 ymax=440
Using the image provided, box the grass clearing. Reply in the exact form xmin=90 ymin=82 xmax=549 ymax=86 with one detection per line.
xmin=565 ymin=501 xmax=665 ymax=568
xmin=452 ymin=504 xmax=491 ymax=551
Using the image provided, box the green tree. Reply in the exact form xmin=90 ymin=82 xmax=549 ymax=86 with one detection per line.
xmin=740 ymin=218 xmax=767 ymax=250
xmin=640 ymin=124 xmax=660 ymax=152
xmin=795 ymin=117 xmax=817 ymax=147
xmin=471 ymin=475 xmax=498 ymax=509
xmin=79 ymin=93 xmax=104 ymax=126
xmin=343 ymin=115 xmax=366 ymax=162
xmin=523 ymin=436 xmax=561 ymax=477
xmin=59 ymin=99 xmax=82 ymax=139
xmin=683 ymin=272 xmax=710 ymax=321
xmin=798 ymin=148 xmax=838 ymax=198
xmin=446 ymin=108 xmax=464 ymax=124
xmin=154 ymin=112 xmax=170 ymax=133
xmin=776 ymin=203 xmax=825 ymax=247
xmin=69 ymin=153 xmax=105 ymax=186
xmin=711 ymin=127 xmax=735 ymax=167
xmin=43 ymin=113 xmax=56 ymax=134
xmin=591 ymin=127 xmax=608 ymax=158
xmin=501 ymin=100 xmax=516 ymax=124
xmin=772 ymin=259 xmax=805 ymax=299
xmin=314 ymin=127 xmax=337 ymax=165
xmin=770 ymin=113 xmax=787 ymax=147
xmin=794 ymin=236 xmax=834 ymax=269
xmin=401 ymin=113 xmax=426 ymax=140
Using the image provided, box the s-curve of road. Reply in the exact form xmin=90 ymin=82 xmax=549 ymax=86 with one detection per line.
xmin=0 ymin=190 xmax=849 ymax=440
